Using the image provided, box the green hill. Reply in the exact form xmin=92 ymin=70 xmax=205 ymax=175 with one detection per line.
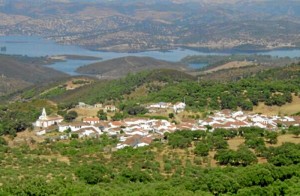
xmin=76 ymin=56 xmax=190 ymax=78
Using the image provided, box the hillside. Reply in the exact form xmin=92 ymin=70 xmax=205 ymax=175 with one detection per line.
xmin=182 ymin=54 xmax=300 ymax=71
xmin=0 ymin=55 xmax=67 ymax=83
xmin=0 ymin=55 xmax=68 ymax=95
xmin=0 ymin=76 xmax=30 ymax=96
xmin=19 ymin=69 xmax=195 ymax=104
xmin=76 ymin=56 xmax=190 ymax=78
xmin=14 ymin=62 xmax=300 ymax=116
xmin=2 ymin=128 xmax=300 ymax=195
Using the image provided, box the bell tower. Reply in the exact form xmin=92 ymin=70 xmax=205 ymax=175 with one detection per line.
xmin=39 ymin=108 xmax=47 ymax=120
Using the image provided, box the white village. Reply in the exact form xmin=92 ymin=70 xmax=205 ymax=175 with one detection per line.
xmin=33 ymin=101 xmax=300 ymax=150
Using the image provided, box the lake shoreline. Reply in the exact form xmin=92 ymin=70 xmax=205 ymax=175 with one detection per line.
xmin=69 ymin=43 xmax=300 ymax=55
xmin=1 ymin=35 xmax=300 ymax=75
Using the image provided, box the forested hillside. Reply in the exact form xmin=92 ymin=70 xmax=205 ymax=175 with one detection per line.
xmin=24 ymin=62 xmax=300 ymax=113
xmin=20 ymin=69 xmax=195 ymax=104
xmin=1 ymin=128 xmax=300 ymax=195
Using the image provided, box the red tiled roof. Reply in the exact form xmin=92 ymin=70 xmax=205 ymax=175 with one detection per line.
xmin=83 ymin=117 xmax=100 ymax=122
xmin=59 ymin=122 xmax=90 ymax=126
xmin=74 ymin=127 xmax=99 ymax=134
xmin=140 ymin=137 xmax=153 ymax=144
xmin=230 ymin=121 xmax=248 ymax=126
xmin=110 ymin=121 xmax=125 ymax=127
xmin=123 ymin=134 xmax=142 ymax=146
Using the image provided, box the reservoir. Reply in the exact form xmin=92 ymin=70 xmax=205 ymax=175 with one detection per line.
xmin=1 ymin=36 xmax=300 ymax=75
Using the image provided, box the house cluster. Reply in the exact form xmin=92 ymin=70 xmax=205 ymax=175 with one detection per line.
xmin=146 ymin=102 xmax=186 ymax=114
xmin=197 ymin=110 xmax=300 ymax=131
xmin=34 ymin=108 xmax=178 ymax=148
xmin=59 ymin=117 xmax=176 ymax=148
xmin=108 ymin=118 xmax=177 ymax=149
xmin=34 ymin=108 xmax=300 ymax=149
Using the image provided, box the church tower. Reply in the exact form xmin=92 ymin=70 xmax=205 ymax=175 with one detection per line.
xmin=39 ymin=108 xmax=48 ymax=120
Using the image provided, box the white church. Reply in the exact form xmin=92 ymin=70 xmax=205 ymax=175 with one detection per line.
xmin=34 ymin=108 xmax=64 ymax=128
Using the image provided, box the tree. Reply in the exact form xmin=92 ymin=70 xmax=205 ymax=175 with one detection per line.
xmin=289 ymin=126 xmax=300 ymax=138
xmin=168 ymin=133 xmax=192 ymax=148
xmin=267 ymin=143 xmax=300 ymax=166
xmin=214 ymin=146 xmax=257 ymax=166
xmin=220 ymin=93 xmax=238 ymax=110
xmin=64 ymin=128 xmax=71 ymax=134
xmin=0 ymin=137 xmax=7 ymax=145
xmin=111 ymin=112 xmax=124 ymax=121
xmin=236 ymin=145 xmax=258 ymax=166
xmin=195 ymin=141 xmax=210 ymax=157
xmin=120 ymin=169 xmax=152 ymax=183
xmin=75 ymin=164 xmax=111 ymax=184
xmin=64 ymin=111 xmax=78 ymax=122
xmin=245 ymin=136 xmax=265 ymax=149
xmin=127 ymin=106 xmax=148 ymax=116
xmin=211 ymin=136 xmax=228 ymax=150
xmin=71 ymin=133 xmax=79 ymax=139
xmin=214 ymin=149 xmax=236 ymax=165
xmin=97 ymin=110 xmax=108 ymax=120
xmin=213 ymin=129 xmax=237 ymax=139
xmin=168 ymin=113 xmax=175 ymax=119
xmin=239 ymin=100 xmax=254 ymax=111
xmin=265 ymin=131 xmax=278 ymax=144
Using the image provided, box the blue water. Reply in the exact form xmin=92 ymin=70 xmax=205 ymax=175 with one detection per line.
xmin=1 ymin=35 xmax=300 ymax=75
xmin=188 ymin=63 xmax=208 ymax=69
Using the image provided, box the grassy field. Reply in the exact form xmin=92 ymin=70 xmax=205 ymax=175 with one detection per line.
xmin=267 ymin=134 xmax=300 ymax=147
xmin=203 ymin=61 xmax=254 ymax=73
xmin=72 ymin=108 xmax=99 ymax=120
xmin=227 ymin=137 xmax=245 ymax=150
xmin=253 ymin=94 xmax=300 ymax=115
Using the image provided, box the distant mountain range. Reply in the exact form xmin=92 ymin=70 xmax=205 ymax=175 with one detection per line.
xmin=1 ymin=0 xmax=300 ymax=52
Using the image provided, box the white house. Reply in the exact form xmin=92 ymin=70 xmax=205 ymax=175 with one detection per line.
xmin=104 ymin=105 xmax=117 ymax=112
xmin=58 ymin=122 xmax=91 ymax=132
xmin=148 ymin=102 xmax=172 ymax=109
xmin=83 ymin=117 xmax=100 ymax=125
xmin=173 ymin=102 xmax=186 ymax=113
xmin=124 ymin=118 xmax=147 ymax=126
xmin=232 ymin=111 xmax=244 ymax=118
xmin=73 ymin=127 xmax=102 ymax=138
xmin=94 ymin=103 xmax=103 ymax=108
